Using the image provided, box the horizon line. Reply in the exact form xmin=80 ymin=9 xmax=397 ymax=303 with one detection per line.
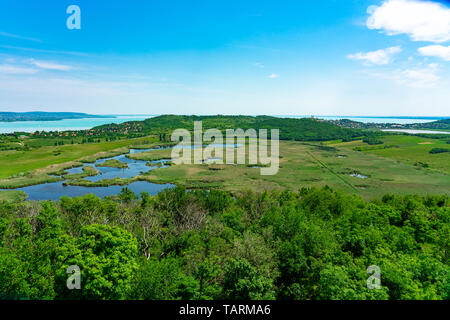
xmin=1 ymin=112 xmax=449 ymax=119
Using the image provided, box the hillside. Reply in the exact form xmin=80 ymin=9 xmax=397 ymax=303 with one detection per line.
xmin=405 ymin=118 xmax=450 ymax=130
xmin=330 ymin=118 xmax=450 ymax=131
xmin=0 ymin=112 xmax=111 ymax=122
xmin=95 ymin=115 xmax=362 ymax=141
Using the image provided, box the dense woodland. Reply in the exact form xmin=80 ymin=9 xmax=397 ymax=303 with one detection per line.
xmin=0 ymin=186 xmax=448 ymax=300
xmin=96 ymin=115 xmax=363 ymax=142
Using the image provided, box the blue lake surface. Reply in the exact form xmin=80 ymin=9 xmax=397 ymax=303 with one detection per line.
xmin=17 ymin=181 xmax=174 ymax=201
xmin=0 ymin=114 xmax=156 ymax=133
xmin=4 ymin=144 xmax=241 ymax=201
xmin=1 ymin=114 xmax=448 ymax=133
xmin=382 ymin=129 xmax=450 ymax=135
xmin=6 ymin=147 xmax=174 ymax=201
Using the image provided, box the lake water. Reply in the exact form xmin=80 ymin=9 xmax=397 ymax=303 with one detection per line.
xmin=3 ymin=144 xmax=241 ymax=201
xmin=382 ymin=129 xmax=450 ymax=135
xmin=1 ymin=115 xmax=448 ymax=133
xmin=350 ymin=173 xmax=368 ymax=179
xmin=0 ymin=114 xmax=156 ymax=133
xmin=18 ymin=180 xmax=174 ymax=201
xmin=6 ymin=147 xmax=174 ymax=201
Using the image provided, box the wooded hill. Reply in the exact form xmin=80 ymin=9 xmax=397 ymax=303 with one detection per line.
xmin=95 ymin=115 xmax=362 ymax=141
xmin=404 ymin=118 xmax=450 ymax=130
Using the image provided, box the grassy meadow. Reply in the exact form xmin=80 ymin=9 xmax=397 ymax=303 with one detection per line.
xmin=332 ymin=134 xmax=450 ymax=173
xmin=96 ymin=159 xmax=128 ymax=168
xmin=0 ymin=190 xmax=27 ymax=202
xmin=135 ymin=140 xmax=450 ymax=199
xmin=0 ymin=132 xmax=449 ymax=200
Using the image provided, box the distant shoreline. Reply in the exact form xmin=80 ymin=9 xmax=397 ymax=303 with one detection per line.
xmin=0 ymin=112 xmax=114 ymax=123
xmin=0 ymin=114 xmax=449 ymax=134
xmin=0 ymin=115 xmax=155 ymax=134
xmin=382 ymin=129 xmax=450 ymax=135
xmin=1 ymin=113 xmax=448 ymax=122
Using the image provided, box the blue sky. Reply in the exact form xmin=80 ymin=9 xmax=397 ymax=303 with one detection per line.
xmin=0 ymin=0 xmax=449 ymax=116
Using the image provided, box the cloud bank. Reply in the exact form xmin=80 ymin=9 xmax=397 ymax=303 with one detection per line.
xmin=418 ymin=45 xmax=450 ymax=61
xmin=347 ymin=46 xmax=402 ymax=65
xmin=367 ymin=0 xmax=450 ymax=43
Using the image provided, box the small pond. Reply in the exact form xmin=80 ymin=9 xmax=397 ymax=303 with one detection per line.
xmin=349 ymin=173 xmax=368 ymax=179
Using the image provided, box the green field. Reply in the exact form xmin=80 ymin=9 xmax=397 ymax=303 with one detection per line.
xmin=64 ymin=166 xmax=99 ymax=180
xmin=1 ymin=132 xmax=449 ymax=199
xmin=96 ymin=159 xmax=128 ymax=168
xmin=0 ymin=190 xmax=27 ymax=202
xmin=333 ymin=134 xmax=450 ymax=173
xmin=127 ymin=148 xmax=173 ymax=161
xmin=124 ymin=140 xmax=450 ymax=199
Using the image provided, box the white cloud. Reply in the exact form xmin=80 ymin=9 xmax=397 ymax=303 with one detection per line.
xmin=399 ymin=63 xmax=440 ymax=87
xmin=253 ymin=62 xmax=265 ymax=68
xmin=268 ymin=74 xmax=279 ymax=78
xmin=0 ymin=65 xmax=38 ymax=75
xmin=0 ymin=45 xmax=89 ymax=57
xmin=366 ymin=63 xmax=440 ymax=88
xmin=0 ymin=31 xmax=41 ymax=42
xmin=0 ymin=58 xmax=73 ymax=75
xmin=418 ymin=45 xmax=450 ymax=61
xmin=26 ymin=59 xmax=73 ymax=71
xmin=367 ymin=0 xmax=450 ymax=43
xmin=347 ymin=46 xmax=402 ymax=65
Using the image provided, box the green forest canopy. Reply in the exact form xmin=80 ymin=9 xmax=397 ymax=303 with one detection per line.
xmin=95 ymin=115 xmax=363 ymax=142
xmin=0 ymin=186 xmax=448 ymax=300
